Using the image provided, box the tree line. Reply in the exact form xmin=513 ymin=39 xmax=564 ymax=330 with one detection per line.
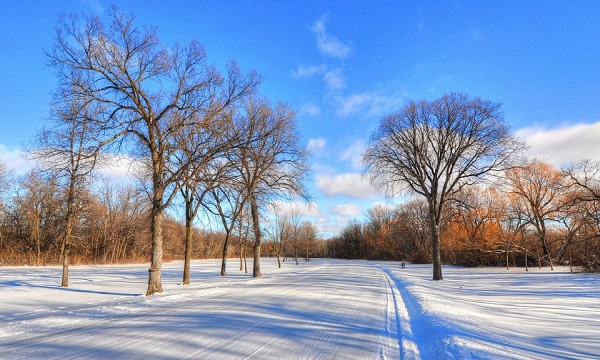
xmin=330 ymin=159 xmax=600 ymax=273
xmin=0 ymin=167 xmax=324 ymax=269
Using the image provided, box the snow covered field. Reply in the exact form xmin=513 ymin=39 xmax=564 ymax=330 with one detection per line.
xmin=1 ymin=258 xmax=599 ymax=359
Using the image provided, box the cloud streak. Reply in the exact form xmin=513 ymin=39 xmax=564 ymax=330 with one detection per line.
xmin=516 ymin=121 xmax=600 ymax=166
xmin=310 ymin=15 xmax=351 ymax=59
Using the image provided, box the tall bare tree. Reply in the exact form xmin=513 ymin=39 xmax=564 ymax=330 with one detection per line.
xmin=231 ymin=97 xmax=310 ymax=277
xmin=47 ymin=8 xmax=259 ymax=294
xmin=28 ymin=94 xmax=103 ymax=287
xmin=364 ymin=93 xmax=523 ymax=280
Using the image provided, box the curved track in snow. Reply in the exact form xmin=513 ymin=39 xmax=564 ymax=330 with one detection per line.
xmin=2 ymin=259 xmax=599 ymax=359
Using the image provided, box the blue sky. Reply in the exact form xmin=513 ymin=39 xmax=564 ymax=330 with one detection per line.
xmin=1 ymin=1 xmax=600 ymax=237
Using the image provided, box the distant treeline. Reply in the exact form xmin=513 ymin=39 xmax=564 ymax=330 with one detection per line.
xmin=0 ymin=169 xmax=327 ymax=267
xmin=327 ymin=160 xmax=600 ymax=273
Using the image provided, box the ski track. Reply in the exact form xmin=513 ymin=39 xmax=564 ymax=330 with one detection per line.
xmin=0 ymin=260 xmax=402 ymax=360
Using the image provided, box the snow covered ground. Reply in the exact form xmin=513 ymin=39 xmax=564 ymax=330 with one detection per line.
xmin=0 ymin=258 xmax=598 ymax=359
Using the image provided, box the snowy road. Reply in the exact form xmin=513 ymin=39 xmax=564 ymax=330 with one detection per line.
xmin=1 ymin=259 xmax=599 ymax=359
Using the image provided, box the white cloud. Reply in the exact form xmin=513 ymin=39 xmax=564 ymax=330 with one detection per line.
xmin=334 ymin=93 xmax=373 ymax=116
xmin=333 ymin=91 xmax=404 ymax=117
xmin=269 ymin=200 xmax=321 ymax=218
xmin=299 ymin=103 xmax=322 ymax=117
xmin=340 ymin=139 xmax=366 ymax=171
xmin=324 ymin=69 xmax=346 ymax=91
xmin=516 ymin=121 xmax=600 ymax=166
xmin=0 ymin=145 xmax=33 ymax=175
xmin=316 ymin=172 xmax=381 ymax=199
xmin=329 ymin=203 xmax=362 ymax=216
xmin=310 ymin=15 xmax=351 ymax=59
xmin=307 ymin=137 xmax=327 ymax=152
xmin=315 ymin=222 xmax=345 ymax=237
xmin=292 ymin=64 xmax=326 ymax=78
xmin=97 ymin=154 xmax=143 ymax=181
xmin=335 ymin=216 xmax=351 ymax=225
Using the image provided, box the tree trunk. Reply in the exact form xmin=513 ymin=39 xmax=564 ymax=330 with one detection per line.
xmin=60 ymin=233 xmax=70 ymax=288
xmin=250 ymin=197 xmax=262 ymax=277
xmin=540 ymin=236 xmax=554 ymax=271
xmin=430 ymin=213 xmax=443 ymax=280
xmin=146 ymin=206 xmax=164 ymax=295
xmin=61 ymin=180 xmax=77 ymax=288
xmin=220 ymin=230 xmax=231 ymax=276
xmin=505 ymin=241 xmax=509 ymax=270
xmin=240 ymin=242 xmax=243 ymax=271
xmin=182 ymin=199 xmax=193 ymax=285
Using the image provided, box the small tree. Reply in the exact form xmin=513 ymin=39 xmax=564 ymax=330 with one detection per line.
xmin=28 ymin=94 xmax=103 ymax=287
xmin=364 ymin=93 xmax=523 ymax=280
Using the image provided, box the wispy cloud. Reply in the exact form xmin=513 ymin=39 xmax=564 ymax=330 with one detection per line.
xmin=299 ymin=103 xmax=322 ymax=117
xmin=79 ymin=0 xmax=104 ymax=14
xmin=292 ymin=64 xmax=326 ymax=78
xmin=324 ymin=69 xmax=346 ymax=91
xmin=333 ymin=91 xmax=404 ymax=117
xmin=316 ymin=172 xmax=381 ymax=199
xmin=516 ymin=121 xmax=600 ymax=166
xmin=310 ymin=14 xmax=351 ymax=59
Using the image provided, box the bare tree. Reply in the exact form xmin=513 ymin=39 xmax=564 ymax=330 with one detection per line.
xmin=564 ymin=159 xmax=600 ymax=201
xmin=174 ymin=110 xmax=239 ymax=283
xmin=268 ymin=202 xmax=291 ymax=268
xmin=28 ymin=93 xmax=104 ymax=287
xmin=506 ymin=160 xmax=569 ymax=270
xmin=364 ymin=93 xmax=523 ymax=280
xmin=300 ymin=221 xmax=318 ymax=262
xmin=231 ymin=97 xmax=310 ymax=277
xmin=203 ymin=172 xmax=247 ymax=276
xmin=47 ymin=8 xmax=259 ymax=294
xmin=0 ymin=162 xmax=11 ymax=249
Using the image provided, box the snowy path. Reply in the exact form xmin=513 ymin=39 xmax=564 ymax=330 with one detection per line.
xmin=1 ymin=259 xmax=599 ymax=359
xmin=0 ymin=259 xmax=403 ymax=359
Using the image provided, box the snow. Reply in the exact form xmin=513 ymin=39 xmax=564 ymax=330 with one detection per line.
xmin=1 ymin=259 xmax=599 ymax=359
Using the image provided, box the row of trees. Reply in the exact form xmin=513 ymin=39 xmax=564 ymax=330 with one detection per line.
xmin=7 ymin=7 xmax=310 ymax=295
xmin=331 ymin=159 xmax=600 ymax=272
